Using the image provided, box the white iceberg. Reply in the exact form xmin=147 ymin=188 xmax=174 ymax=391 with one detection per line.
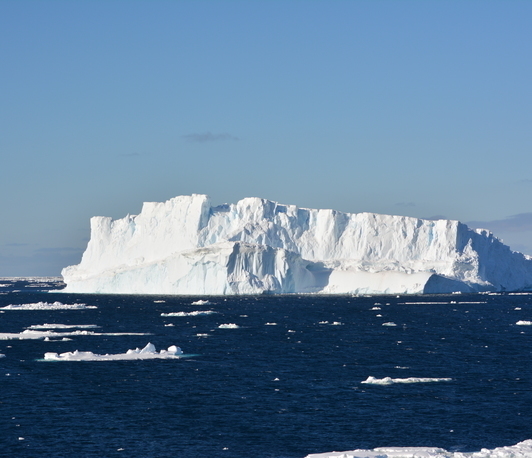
xmin=0 ymin=301 xmax=95 ymax=310
xmin=43 ymin=343 xmax=183 ymax=361
xmin=61 ymin=194 xmax=532 ymax=295
xmin=305 ymin=439 xmax=532 ymax=458
xmin=516 ymin=320 xmax=532 ymax=326
xmin=218 ymin=323 xmax=240 ymax=329
xmin=361 ymin=376 xmax=453 ymax=385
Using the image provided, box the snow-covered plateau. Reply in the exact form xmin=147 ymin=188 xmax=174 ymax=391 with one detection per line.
xmin=61 ymin=194 xmax=532 ymax=295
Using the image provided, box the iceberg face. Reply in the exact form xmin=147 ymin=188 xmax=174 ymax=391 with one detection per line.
xmin=61 ymin=194 xmax=532 ymax=295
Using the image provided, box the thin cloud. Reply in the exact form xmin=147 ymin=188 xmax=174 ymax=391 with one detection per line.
xmin=395 ymin=202 xmax=416 ymax=208
xmin=467 ymin=213 xmax=532 ymax=232
xmin=182 ymin=132 xmax=239 ymax=143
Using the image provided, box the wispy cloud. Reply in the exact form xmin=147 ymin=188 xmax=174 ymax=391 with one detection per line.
xmin=395 ymin=202 xmax=416 ymax=208
xmin=182 ymin=132 xmax=239 ymax=143
xmin=467 ymin=213 xmax=532 ymax=232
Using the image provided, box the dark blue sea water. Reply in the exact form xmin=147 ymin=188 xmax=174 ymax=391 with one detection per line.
xmin=1 ymin=280 xmax=532 ymax=457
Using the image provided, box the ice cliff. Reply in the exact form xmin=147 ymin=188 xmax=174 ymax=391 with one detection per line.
xmin=61 ymin=194 xmax=532 ymax=295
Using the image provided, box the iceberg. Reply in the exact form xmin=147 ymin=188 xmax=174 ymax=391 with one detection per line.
xmin=61 ymin=194 xmax=532 ymax=295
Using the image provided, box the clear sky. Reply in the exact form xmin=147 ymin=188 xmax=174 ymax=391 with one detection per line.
xmin=2 ymin=0 xmax=532 ymax=276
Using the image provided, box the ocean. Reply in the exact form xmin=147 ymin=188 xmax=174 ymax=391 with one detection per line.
xmin=1 ymin=279 xmax=531 ymax=457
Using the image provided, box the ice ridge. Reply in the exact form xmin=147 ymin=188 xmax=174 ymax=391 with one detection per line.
xmin=61 ymin=194 xmax=532 ymax=295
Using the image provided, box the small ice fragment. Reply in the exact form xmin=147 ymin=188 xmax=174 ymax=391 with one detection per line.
xmin=382 ymin=322 xmax=397 ymax=326
xmin=218 ymin=323 xmax=239 ymax=329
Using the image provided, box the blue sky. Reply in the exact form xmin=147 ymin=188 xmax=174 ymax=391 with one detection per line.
xmin=1 ymin=0 xmax=532 ymax=276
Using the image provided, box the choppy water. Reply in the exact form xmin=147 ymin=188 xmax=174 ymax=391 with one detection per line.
xmin=1 ymin=280 xmax=531 ymax=457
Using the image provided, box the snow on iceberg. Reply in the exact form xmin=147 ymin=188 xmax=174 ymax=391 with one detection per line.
xmin=305 ymin=440 xmax=532 ymax=458
xmin=61 ymin=194 xmax=532 ymax=295
xmin=43 ymin=343 xmax=183 ymax=361
xmin=0 ymin=301 xmax=95 ymax=310
xmin=361 ymin=376 xmax=453 ymax=385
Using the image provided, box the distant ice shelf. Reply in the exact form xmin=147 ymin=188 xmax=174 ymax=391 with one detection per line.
xmin=61 ymin=194 xmax=532 ymax=295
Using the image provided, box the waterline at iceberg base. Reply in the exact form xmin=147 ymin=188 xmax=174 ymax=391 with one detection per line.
xmin=61 ymin=194 xmax=532 ymax=295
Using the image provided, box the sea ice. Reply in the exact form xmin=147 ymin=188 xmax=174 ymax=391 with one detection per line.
xmin=304 ymin=439 xmax=532 ymax=458
xmin=191 ymin=300 xmax=212 ymax=305
xmin=516 ymin=320 xmax=532 ymax=326
xmin=43 ymin=343 xmax=183 ymax=361
xmin=160 ymin=310 xmax=217 ymax=317
xmin=218 ymin=323 xmax=240 ymax=329
xmin=382 ymin=322 xmax=397 ymax=326
xmin=26 ymin=324 xmax=100 ymax=330
xmin=0 ymin=329 xmax=149 ymax=340
xmin=361 ymin=376 xmax=453 ymax=385
xmin=0 ymin=301 xmax=95 ymax=310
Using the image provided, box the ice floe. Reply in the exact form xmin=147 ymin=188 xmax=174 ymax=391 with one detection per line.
xmin=516 ymin=320 xmax=532 ymax=326
xmin=382 ymin=322 xmax=397 ymax=327
xmin=218 ymin=323 xmax=239 ymax=329
xmin=43 ymin=343 xmax=183 ymax=361
xmin=361 ymin=376 xmax=453 ymax=385
xmin=191 ymin=300 xmax=213 ymax=305
xmin=0 ymin=301 xmax=96 ymax=310
xmin=26 ymin=324 xmax=100 ymax=330
xmin=0 ymin=329 xmax=149 ymax=340
xmin=305 ymin=439 xmax=532 ymax=458
xmin=161 ymin=310 xmax=217 ymax=317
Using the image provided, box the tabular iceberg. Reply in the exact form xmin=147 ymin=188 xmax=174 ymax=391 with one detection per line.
xmin=61 ymin=194 xmax=532 ymax=295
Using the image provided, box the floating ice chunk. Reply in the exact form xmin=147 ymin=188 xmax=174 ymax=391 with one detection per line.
xmin=43 ymin=343 xmax=183 ymax=361
xmin=265 ymin=322 xmax=277 ymax=325
xmin=371 ymin=307 xmax=381 ymax=310
xmin=304 ymin=439 xmax=532 ymax=458
xmin=191 ymin=300 xmax=212 ymax=305
xmin=0 ymin=301 xmax=95 ymax=310
xmin=27 ymin=324 xmax=100 ymax=330
xmin=382 ymin=322 xmax=397 ymax=326
xmin=153 ymin=300 xmax=165 ymax=303
xmin=516 ymin=320 xmax=532 ymax=326
xmin=218 ymin=323 xmax=239 ymax=329
xmin=161 ymin=310 xmax=217 ymax=317
xmin=196 ymin=333 xmax=209 ymax=337
xmin=0 ymin=354 xmax=5 ymax=358
xmin=361 ymin=376 xmax=452 ymax=385
xmin=0 ymin=329 xmax=149 ymax=340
